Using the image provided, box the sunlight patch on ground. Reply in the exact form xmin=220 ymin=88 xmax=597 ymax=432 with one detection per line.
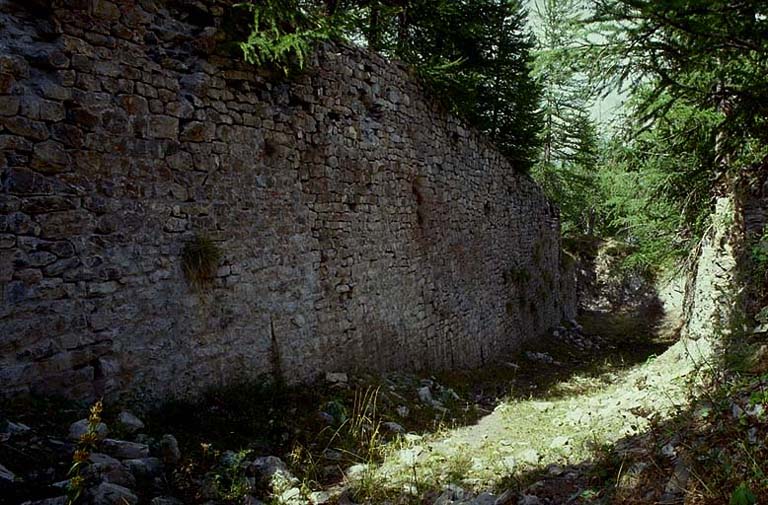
xmin=356 ymin=336 xmax=714 ymax=496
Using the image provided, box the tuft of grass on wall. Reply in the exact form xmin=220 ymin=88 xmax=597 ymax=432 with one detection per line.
xmin=181 ymin=234 xmax=221 ymax=289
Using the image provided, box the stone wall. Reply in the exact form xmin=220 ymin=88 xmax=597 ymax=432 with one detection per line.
xmin=0 ymin=0 xmax=574 ymax=403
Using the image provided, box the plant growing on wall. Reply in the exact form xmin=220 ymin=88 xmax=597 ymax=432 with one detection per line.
xmin=182 ymin=234 xmax=221 ymax=290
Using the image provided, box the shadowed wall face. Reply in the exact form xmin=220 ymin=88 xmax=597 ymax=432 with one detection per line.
xmin=0 ymin=0 xmax=574 ymax=403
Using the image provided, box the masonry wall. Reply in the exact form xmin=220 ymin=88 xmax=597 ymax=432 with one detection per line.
xmin=0 ymin=0 xmax=574 ymax=403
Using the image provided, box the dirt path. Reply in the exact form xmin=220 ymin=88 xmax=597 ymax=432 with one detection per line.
xmin=352 ymin=278 xmax=716 ymax=502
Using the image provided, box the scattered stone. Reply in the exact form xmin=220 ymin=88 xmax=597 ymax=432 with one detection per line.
xmin=663 ymin=460 xmax=690 ymax=497
xmin=546 ymin=464 xmax=563 ymax=476
xmin=433 ymin=489 xmax=454 ymax=505
xmin=418 ymin=386 xmax=434 ymax=405
xmin=396 ymin=405 xmax=410 ymax=418
xmin=471 ymin=492 xmax=497 ymax=505
xmin=517 ymin=495 xmax=540 ymax=505
xmin=345 ymin=463 xmax=369 ymax=479
xmin=438 ymin=388 xmax=460 ymax=402
xmin=1 ymin=420 xmax=31 ymax=441
xmin=124 ymin=457 xmax=162 ymax=479
xmin=102 ymin=439 xmax=150 ymax=459
xmin=116 ymin=411 xmax=145 ymax=433
xmin=279 ymin=487 xmax=303 ymax=504
xmin=322 ymin=449 xmax=343 ymax=461
xmin=309 ymin=490 xmax=331 ymax=504
xmin=524 ymin=352 xmax=554 ymax=364
xmin=661 ymin=442 xmax=677 ymax=459
xmin=746 ymin=403 xmax=764 ymax=418
xmin=159 ymin=434 xmax=181 ymax=465
xmin=20 ymin=498 xmax=66 ymax=505
xmin=549 ymin=436 xmax=570 ymax=450
xmin=318 ymin=411 xmax=335 ymax=424
xmin=494 ymin=489 xmax=515 ymax=505
xmin=325 ymin=372 xmax=348 ymax=384
xmin=382 ymin=421 xmax=405 ymax=433
xmin=150 ymin=498 xmax=183 ymax=505
xmin=0 ymin=462 xmax=16 ymax=483
xmin=68 ymin=419 xmax=108 ymax=441
xmin=518 ymin=449 xmax=539 ymax=465
xmin=87 ymin=453 xmax=135 ymax=488
xmin=248 ymin=456 xmax=298 ymax=488
xmin=92 ymin=482 xmax=138 ymax=505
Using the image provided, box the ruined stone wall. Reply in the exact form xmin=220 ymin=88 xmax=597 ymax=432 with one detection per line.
xmin=0 ymin=0 xmax=573 ymax=403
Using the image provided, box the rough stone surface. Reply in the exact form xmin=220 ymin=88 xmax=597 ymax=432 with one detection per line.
xmin=0 ymin=462 xmax=15 ymax=482
xmin=68 ymin=419 xmax=108 ymax=441
xmin=101 ymin=439 xmax=149 ymax=460
xmin=86 ymin=452 xmax=135 ymax=488
xmin=159 ymin=434 xmax=180 ymax=465
xmin=681 ymin=197 xmax=738 ymax=340
xmin=124 ymin=457 xmax=162 ymax=479
xmin=116 ymin=411 xmax=144 ymax=433
xmin=0 ymin=0 xmax=574 ymax=403
xmin=92 ymin=482 xmax=138 ymax=505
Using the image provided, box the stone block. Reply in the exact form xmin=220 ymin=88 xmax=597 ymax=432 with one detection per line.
xmin=148 ymin=115 xmax=178 ymax=139
xmin=0 ymin=96 xmax=19 ymax=116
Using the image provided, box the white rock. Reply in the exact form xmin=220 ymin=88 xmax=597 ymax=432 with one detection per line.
xmin=309 ymin=491 xmax=330 ymax=504
xmin=280 ymin=487 xmax=303 ymax=504
xmin=549 ymin=436 xmax=570 ymax=449
xmin=471 ymin=492 xmax=497 ymax=505
xmin=102 ymin=439 xmax=149 ymax=459
xmin=494 ymin=489 xmax=515 ymax=505
xmin=345 ymin=463 xmax=369 ymax=479
xmin=417 ymin=386 xmax=433 ymax=404
xmin=68 ymin=419 xmax=108 ymax=441
xmin=150 ymin=498 xmax=183 ymax=505
xmin=20 ymin=498 xmax=66 ymax=505
xmin=0 ymin=462 xmax=16 ymax=482
xmin=518 ymin=449 xmax=539 ymax=465
xmin=433 ymin=489 xmax=454 ymax=505
xmin=117 ymin=411 xmax=145 ymax=433
xmin=382 ymin=421 xmax=405 ymax=433
xmin=249 ymin=456 xmax=298 ymax=489
xmin=87 ymin=453 xmax=135 ymax=488
xmin=92 ymin=482 xmax=138 ymax=505
xmin=124 ymin=457 xmax=163 ymax=479
xmin=159 ymin=434 xmax=181 ymax=465
xmin=325 ymin=372 xmax=348 ymax=384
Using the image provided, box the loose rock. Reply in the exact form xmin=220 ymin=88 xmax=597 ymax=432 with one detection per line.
xmin=159 ymin=434 xmax=181 ymax=465
xmin=68 ymin=419 xmax=108 ymax=441
xmin=92 ymin=482 xmax=138 ymax=505
xmin=116 ymin=411 xmax=145 ymax=433
xmin=102 ymin=439 xmax=150 ymax=459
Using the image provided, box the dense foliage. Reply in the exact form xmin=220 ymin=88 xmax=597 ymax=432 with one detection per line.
xmin=530 ymin=0 xmax=602 ymax=235
xmin=590 ymin=0 xmax=768 ymax=148
xmin=527 ymin=0 xmax=768 ymax=271
xmin=231 ymin=0 xmax=542 ymax=169
xmin=589 ymin=0 xmax=768 ymax=269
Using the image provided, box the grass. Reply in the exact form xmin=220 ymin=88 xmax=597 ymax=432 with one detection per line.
xmin=181 ymin=234 xmax=221 ymax=289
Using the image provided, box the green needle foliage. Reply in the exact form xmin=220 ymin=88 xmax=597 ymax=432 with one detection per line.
xmin=231 ymin=0 xmax=344 ymax=73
